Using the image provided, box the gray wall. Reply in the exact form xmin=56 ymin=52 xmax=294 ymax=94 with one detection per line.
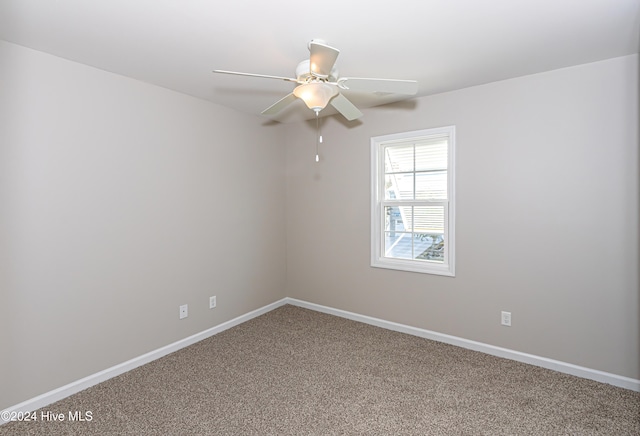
xmin=285 ymin=55 xmax=639 ymax=380
xmin=0 ymin=41 xmax=287 ymax=409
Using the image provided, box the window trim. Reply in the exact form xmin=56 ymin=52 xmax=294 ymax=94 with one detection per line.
xmin=370 ymin=126 xmax=456 ymax=277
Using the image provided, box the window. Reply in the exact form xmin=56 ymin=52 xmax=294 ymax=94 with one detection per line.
xmin=371 ymin=126 xmax=455 ymax=276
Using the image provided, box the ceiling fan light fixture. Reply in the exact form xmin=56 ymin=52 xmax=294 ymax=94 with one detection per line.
xmin=293 ymin=82 xmax=338 ymax=111
xmin=214 ymin=40 xmax=417 ymax=121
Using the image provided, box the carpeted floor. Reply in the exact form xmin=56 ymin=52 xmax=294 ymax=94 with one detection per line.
xmin=2 ymin=305 xmax=639 ymax=435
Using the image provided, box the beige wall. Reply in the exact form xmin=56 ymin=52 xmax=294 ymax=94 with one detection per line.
xmin=1 ymin=40 xmax=638 ymax=410
xmin=285 ymin=55 xmax=639 ymax=380
xmin=0 ymin=41 xmax=287 ymax=409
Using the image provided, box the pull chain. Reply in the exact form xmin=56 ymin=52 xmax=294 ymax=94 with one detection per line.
xmin=315 ymin=110 xmax=321 ymax=162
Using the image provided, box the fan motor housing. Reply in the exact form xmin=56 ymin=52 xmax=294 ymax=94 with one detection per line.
xmin=296 ymin=59 xmax=338 ymax=82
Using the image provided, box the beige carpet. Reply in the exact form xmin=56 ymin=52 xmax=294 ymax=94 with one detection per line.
xmin=2 ymin=305 xmax=639 ymax=435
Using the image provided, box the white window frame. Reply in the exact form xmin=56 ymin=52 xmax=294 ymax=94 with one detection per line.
xmin=370 ymin=126 xmax=456 ymax=277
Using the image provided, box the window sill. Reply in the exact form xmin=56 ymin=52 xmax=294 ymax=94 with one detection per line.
xmin=371 ymin=257 xmax=455 ymax=277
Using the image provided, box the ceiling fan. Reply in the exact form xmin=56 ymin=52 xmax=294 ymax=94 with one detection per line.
xmin=213 ymin=39 xmax=418 ymax=121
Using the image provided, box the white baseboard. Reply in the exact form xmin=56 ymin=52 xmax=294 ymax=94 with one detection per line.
xmin=1 ymin=298 xmax=289 ymax=425
xmin=3 ymin=296 xmax=638 ymax=425
xmin=285 ymin=297 xmax=640 ymax=392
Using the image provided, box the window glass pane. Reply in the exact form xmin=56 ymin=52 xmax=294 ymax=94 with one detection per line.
xmin=413 ymin=233 xmax=445 ymax=263
xmin=385 ymin=173 xmax=414 ymax=200
xmin=415 ymin=171 xmax=447 ymax=199
xmin=413 ymin=206 xmax=444 ymax=233
xmin=415 ymin=139 xmax=448 ymax=171
xmin=384 ymin=232 xmax=412 ymax=259
xmin=384 ymin=206 xmax=408 ymax=232
xmin=385 ymin=145 xmax=413 ymax=173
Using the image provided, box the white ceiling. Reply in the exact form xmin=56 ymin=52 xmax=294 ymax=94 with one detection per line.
xmin=1 ymin=0 xmax=638 ymax=123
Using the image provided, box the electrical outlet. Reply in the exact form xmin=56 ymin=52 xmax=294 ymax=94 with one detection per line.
xmin=209 ymin=296 xmax=216 ymax=309
xmin=179 ymin=304 xmax=188 ymax=319
xmin=501 ymin=311 xmax=511 ymax=326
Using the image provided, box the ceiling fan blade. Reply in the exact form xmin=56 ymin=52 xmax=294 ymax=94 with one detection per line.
xmin=330 ymin=93 xmax=363 ymax=121
xmin=337 ymin=77 xmax=418 ymax=95
xmin=213 ymin=70 xmax=299 ymax=83
xmin=261 ymin=93 xmax=298 ymax=116
xmin=309 ymin=41 xmax=340 ymax=79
